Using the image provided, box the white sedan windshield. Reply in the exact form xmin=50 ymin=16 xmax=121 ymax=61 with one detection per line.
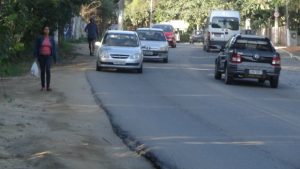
xmin=104 ymin=33 xmax=139 ymax=47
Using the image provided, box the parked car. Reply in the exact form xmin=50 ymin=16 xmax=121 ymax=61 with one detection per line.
xmin=152 ymin=24 xmax=177 ymax=48
xmin=136 ymin=28 xmax=169 ymax=63
xmin=214 ymin=34 xmax=281 ymax=88
xmin=241 ymin=29 xmax=255 ymax=35
xmin=189 ymin=30 xmax=204 ymax=44
xmin=96 ymin=30 xmax=143 ymax=73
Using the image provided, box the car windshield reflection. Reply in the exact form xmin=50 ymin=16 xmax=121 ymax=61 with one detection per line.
xmin=103 ymin=33 xmax=139 ymax=47
xmin=137 ymin=31 xmax=166 ymax=41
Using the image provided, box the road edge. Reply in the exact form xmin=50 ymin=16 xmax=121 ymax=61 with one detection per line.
xmin=84 ymin=71 xmax=168 ymax=169
xmin=277 ymin=48 xmax=300 ymax=60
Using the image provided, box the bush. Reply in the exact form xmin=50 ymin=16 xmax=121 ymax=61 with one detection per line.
xmin=180 ymin=32 xmax=190 ymax=43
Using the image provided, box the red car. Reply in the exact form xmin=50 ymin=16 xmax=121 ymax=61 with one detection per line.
xmin=152 ymin=24 xmax=177 ymax=48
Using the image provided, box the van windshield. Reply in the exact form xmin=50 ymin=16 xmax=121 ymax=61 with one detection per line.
xmin=211 ymin=17 xmax=239 ymax=30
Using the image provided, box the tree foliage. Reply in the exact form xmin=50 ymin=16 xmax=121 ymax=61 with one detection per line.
xmin=81 ymin=0 xmax=116 ymax=36
xmin=1 ymin=0 xmax=299 ymax=66
xmin=124 ymin=0 xmax=150 ymax=29
xmin=0 ymin=0 xmax=91 ymax=64
xmin=124 ymin=0 xmax=300 ymax=32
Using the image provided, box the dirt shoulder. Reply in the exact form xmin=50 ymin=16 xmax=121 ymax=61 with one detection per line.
xmin=283 ymin=46 xmax=300 ymax=53
xmin=283 ymin=46 xmax=300 ymax=58
xmin=0 ymin=44 xmax=154 ymax=169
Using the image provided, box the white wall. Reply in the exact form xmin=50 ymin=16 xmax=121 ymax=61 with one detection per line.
xmin=71 ymin=16 xmax=87 ymax=40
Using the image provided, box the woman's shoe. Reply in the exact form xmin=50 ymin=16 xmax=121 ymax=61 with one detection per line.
xmin=40 ymin=87 xmax=45 ymax=91
xmin=46 ymin=88 xmax=52 ymax=91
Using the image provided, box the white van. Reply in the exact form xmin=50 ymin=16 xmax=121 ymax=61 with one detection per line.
xmin=203 ymin=10 xmax=240 ymax=52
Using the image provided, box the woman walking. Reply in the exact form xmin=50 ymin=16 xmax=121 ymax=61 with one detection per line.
xmin=34 ymin=25 xmax=57 ymax=91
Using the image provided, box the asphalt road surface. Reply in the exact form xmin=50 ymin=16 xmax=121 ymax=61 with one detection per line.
xmin=86 ymin=43 xmax=300 ymax=169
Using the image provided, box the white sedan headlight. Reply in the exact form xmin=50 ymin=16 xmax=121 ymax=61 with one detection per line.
xmin=160 ymin=46 xmax=169 ymax=51
xmin=130 ymin=53 xmax=141 ymax=59
xmin=100 ymin=51 xmax=110 ymax=58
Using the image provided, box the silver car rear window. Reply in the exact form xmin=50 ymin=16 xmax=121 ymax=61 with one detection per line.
xmin=137 ymin=30 xmax=166 ymax=41
xmin=234 ymin=39 xmax=273 ymax=51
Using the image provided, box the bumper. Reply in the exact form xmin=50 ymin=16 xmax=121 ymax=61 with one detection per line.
xmin=227 ymin=63 xmax=281 ymax=79
xmin=98 ymin=58 xmax=142 ymax=69
xmin=191 ymin=37 xmax=204 ymax=42
xmin=208 ymin=40 xmax=227 ymax=50
xmin=167 ymin=39 xmax=176 ymax=46
xmin=143 ymin=50 xmax=168 ymax=60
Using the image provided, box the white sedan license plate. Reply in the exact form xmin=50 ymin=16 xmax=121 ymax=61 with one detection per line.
xmin=249 ymin=70 xmax=263 ymax=75
xmin=113 ymin=60 xmax=126 ymax=65
xmin=144 ymin=51 xmax=153 ymax=55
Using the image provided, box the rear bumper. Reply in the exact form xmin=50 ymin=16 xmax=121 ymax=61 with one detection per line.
xmin=143 ymin=50 xmax=168 ymax=60
xmin=227 ymin=63 xmax=281 ymax=79
xmin=191 ymin=37 xmax=204 ymax=42
xmin=208 ymin=40 xmax=226 ymax=50
xmin=167 ymin=39 xmax=176 ymax=46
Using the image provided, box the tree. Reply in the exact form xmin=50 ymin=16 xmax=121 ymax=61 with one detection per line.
xmin=0 ymin=0 xmax=91 ymax=65
xmin=124 ymin=0 xmax=150 ymax=29
xmin=81 ymin=0 xmax=116 ymax=36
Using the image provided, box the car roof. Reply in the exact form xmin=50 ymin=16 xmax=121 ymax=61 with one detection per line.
xmin=210 ymin=10 xmax=240 ymax=18
xmin=136 ymin=28 xmax=164 ymax=31
xmin=236 ymin=34 xmax=268 ymax=40
xmin=106 ymin=30 xmax=137 ymax=35
xmin=152 ymin=24 xmax=173 ymax=27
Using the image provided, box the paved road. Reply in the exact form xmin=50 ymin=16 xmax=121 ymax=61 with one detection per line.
xmin=86 ymin=44 xmax=300 ymax=169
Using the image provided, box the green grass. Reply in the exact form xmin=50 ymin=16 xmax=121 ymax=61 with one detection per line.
xmin=180 ymin=32 xmax=190 ymax=42
xmin=60 ymin=40 xmax=73 ymax=53
xmin=68 ymin=37 xmax=87 ymax=43
xmin=0 ymin=59 xmax=32 ymax=77
xmin=0 ymin=40 xmax=75 ymax=77
xmin=58 ymin=40 xmax=76 ymax=61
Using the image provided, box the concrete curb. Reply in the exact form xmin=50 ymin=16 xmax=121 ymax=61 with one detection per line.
xmin=277 ymin=48 xmax=300 ymax=61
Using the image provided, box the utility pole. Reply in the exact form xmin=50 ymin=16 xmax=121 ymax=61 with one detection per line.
xmin=149 ymin=0 xmax=153 ymax=27
xmin=286 ymin=0 xmax=290 ymax=46
xmin=118 ymin=0 xmax=124 ymax=30
xmin=274 ymin=4 xmax=279 ymax=45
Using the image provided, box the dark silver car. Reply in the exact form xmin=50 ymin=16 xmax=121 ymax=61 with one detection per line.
xmin=96 ymin=30 xmax=143 ymax=73
xmin=136 ymin=28 xmax=169 ymax=63
xmin=214 ymin=34 xmax=281 ymax=88
xmin=189 ymin=30 xmax=204 ymax=44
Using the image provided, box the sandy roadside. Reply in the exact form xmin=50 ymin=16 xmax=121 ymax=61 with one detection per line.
xmin=0 ymin=44 xmax=154 ymax=169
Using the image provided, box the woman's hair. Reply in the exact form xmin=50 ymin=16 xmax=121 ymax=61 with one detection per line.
xmin=41 ymin=25 xmax=51 ymax=35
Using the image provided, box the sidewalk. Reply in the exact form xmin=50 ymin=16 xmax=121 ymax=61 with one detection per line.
xmin=0 ymin=43 xmax=154 ymax=169
xmin=280 ymin=46 xmax=300 ymax=60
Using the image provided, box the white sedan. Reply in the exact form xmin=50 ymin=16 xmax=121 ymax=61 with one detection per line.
xmin=96 ymin=30 xmax=143 ymax=73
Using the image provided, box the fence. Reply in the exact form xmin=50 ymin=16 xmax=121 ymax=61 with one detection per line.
xmin=257 ymin=26 xmax=299 ymax=46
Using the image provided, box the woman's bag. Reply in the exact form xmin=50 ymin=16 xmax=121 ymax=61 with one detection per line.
xmin=30 ymin=61 xmax=40 ymax=77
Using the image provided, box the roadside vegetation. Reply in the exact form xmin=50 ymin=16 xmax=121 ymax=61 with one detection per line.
xmin=1 ymin=0 xmax=299 ymax=76
xmin=125 ymin=0 xmax=300 ymax=31
xmin=0 ymin=0 xmax=117 ymax=76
